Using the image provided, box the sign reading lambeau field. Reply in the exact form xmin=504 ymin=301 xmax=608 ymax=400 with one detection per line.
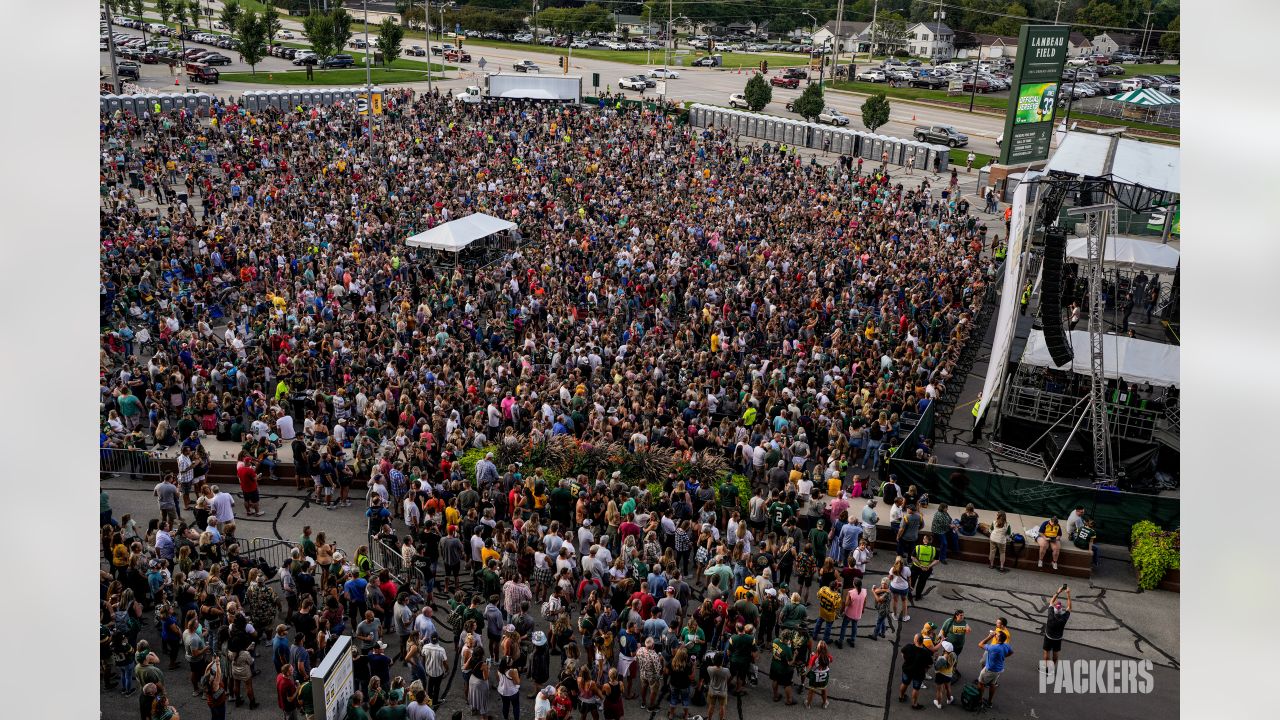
xmin=999 ymin=25 xmax=1071 ymax=165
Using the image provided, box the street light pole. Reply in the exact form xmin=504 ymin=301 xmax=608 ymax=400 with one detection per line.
xmin=834 ymin=0 xmax=844 ymax=80
xmin=104 ymin=1 xmax=122 ymax=94
xmin=869 ymin=0 xmax=879 ymax=59
xmin=363 ymin=0 xmax=373 ymax=146
xmin=423 ymin=0 xmax=433 ymax=95
xmin=801 ymin=11 xmax=817 ymax=85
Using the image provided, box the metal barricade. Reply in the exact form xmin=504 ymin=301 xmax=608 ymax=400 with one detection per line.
xmin=100 ymin=447 xmax=165 ymax=480
xmin=241 ymin=537 xmax=297 ymax=571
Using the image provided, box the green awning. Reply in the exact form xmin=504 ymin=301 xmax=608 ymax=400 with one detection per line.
xmin=1105 ymin=88 xmax=1180 ymax=106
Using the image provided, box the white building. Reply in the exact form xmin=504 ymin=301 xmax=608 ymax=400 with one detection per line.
xmin=906 ymin=21 xmax=955 ymax=59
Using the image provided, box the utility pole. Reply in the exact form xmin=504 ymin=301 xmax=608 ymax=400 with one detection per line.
xmin=933 ymin=0 xmax=946 ymax=62
xmin=532 ymin=0 xmax=539 ymax=46
xmin=1054 ymin=0 xmax=1066 ymax=24
xmin=834 ymin=0 xmax=844 ymax=79
xmin=1140 ymin=9 xmax=1156 ymax=56
xmin=104 ymin=1 xmax=122 ymax=94
xmin=665 ymin=0 xmax=672 ymax=76
xmin=869 ymin=0 xmax=879 ymax=59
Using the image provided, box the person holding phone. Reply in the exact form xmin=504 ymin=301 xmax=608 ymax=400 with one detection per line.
xmin=1043 ymin=585 xmax=1073 ymax=675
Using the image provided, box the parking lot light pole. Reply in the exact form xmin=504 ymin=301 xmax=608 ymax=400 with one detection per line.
xmin=801 ymin=11 xmax=817 ymax=85
xmin=104 ymin=1 xmax=122 ymax=94
xmin=423 ymin=0 xmax=433 ymax=94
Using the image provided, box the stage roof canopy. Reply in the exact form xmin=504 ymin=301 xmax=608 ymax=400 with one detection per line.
xmin=1064 ymin=235 xmax=1180 ymax=273
xmin=1044 ymin=131 xmax=1180 ymax=195
xmin=1021 ymin=329 xmax=1180 ymax=388
xmin=404 ymin=213 xmax=516 ymax=252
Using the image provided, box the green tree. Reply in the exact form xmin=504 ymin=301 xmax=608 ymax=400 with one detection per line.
xmin=331 ymin=7 xmax=355 ymax=53
xmin=861 ymin=91 xmax=890 ymax=132
xmin=172 ymin=0 xmax=189 ymax=29
xmin=234 ymin=10 xmax=269 ymax=74
xmin=743 ymin=72 xmax=772 ymax=111
xmin=1073 ymin=0 xmax=1121 ymax=36
xmin=376 ymin=17 xmax=405 ymax=68
xmin=1159 ymin=15 xmax=1179 ymax=56
xmin=220 ymin=0 xmax=243 ymax=33
xmin=791 ymin=81 xmax=825 ymax=121
xmin=156 ymin=0 xmax=173 ymax=24
xmin=303 ymin=11 xmax=337 ymax=66
xmin=873 ymin=11 xmax=909 ymax=56
xmin=129 ymin=0 xmax=143 ymax=22
xmin=982 ymin=2 xmax=1027 ymax=37
xmin=262 ymin=8 xmax=283 ymax=45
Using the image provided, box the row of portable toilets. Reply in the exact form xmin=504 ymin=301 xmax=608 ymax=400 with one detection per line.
xmin=239 ymin=87 xmax=384 ymax=113
xmin=688 ymin=104 xmax=949 ymax=172
xmin=100 ymin=92 xmax=215 ymax=117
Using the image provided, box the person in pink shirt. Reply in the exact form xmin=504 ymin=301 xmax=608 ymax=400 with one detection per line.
xmin=835 ymin=578 xmax=867 ymax=649
xmin=827 ymin=492 xmax=850 ymax=527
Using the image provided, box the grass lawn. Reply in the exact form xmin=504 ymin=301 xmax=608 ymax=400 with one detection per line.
xmin=950 ymin=148 xmax=993 ymax=167
xmin=830 ymin=80 xmax=1009 ymax=109
xmin=1114 ymin=62 xmax=1180 ymax=76
xmin=443 ymin=37 xmax=812 ymax=68
xmin=221 ymin=68 xmax=437 ymax=85
xmin=1067 ymin=111 xmax=1179 ymax=136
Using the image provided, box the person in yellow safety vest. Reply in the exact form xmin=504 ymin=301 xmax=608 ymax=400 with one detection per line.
xmin=994 ymin=242 xmax=1006 ymax=263
xmin=1019 ymin=282 xmax=1031 ymax=315
xmin=970 ymin=391 xmax=985 ymax=444
xmin=910 ymin=534 xmax=939 ymax=601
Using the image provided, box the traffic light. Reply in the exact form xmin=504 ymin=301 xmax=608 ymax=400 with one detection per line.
xmin=760 ymin=60 xmax=768 ymax=73
xmin=559 ymin=56 xmax=567 ymax=72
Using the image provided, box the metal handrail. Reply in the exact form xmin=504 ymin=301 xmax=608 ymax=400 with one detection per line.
xmin=100 ymin=446 xmax=167 ymax=479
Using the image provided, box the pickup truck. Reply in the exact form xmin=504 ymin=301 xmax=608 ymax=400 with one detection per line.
xmin=513 ymin=59 xmax=540 ymax=72
xmin=444 ymin=48 xmax=471 ymax=63
xmin=914 ymin=125 xmax=968 ymax=147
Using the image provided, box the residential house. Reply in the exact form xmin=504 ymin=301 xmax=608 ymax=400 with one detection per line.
xmin=953 ymin=31 xmax=1017 ymax=59
xmin=812 ymin=20 xmax=872 ymax=54
xmin=906 ymin=21 xmax=955 ymax=59
xmin=1091 ymin=32 xmax=1138 ymax=55
xmin=1068 ymin=31 xmax=1093 ymax=57
xmin=613 ymin=13 xmax=661 ymax=37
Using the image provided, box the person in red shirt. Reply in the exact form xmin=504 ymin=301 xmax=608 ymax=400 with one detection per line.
xmin=237 ymin=452 xmax=262 ymax=517
xmin=275 ymin=665 xmax=299 ymax=716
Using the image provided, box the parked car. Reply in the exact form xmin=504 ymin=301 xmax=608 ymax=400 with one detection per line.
xmin=909 ymin=75 xmax=948 ymax=89
xmin=277 ymin=30 xmax=295 ymax=40
xmin=692 ymin=55 xmax=722 ymax=67
xmin=961 ymin=77 xmax=992 ymax=93
xmin=293 ymin=51 xmax=318 ymax=65
xmin=856 ymin=69 xmax=886 ymax=82
xmin=914 ymin=125 xmax=968 ymax=147
xmin=727 ymin=93 xmax=749 ymax=108
xmin=649 ymin=68 xmax=680 ymax=79
xmin=570 ymin=40 xmax=588 ymax=49
xmin=117 ymin=61 xmax=140 ymax=80
xmin=818 ymin=108 xmax=850 ymax=126
xmin=322 ymin=54 xmax=354 ymax=68
xmin=350 ymin=38 xmax=368 ymax=49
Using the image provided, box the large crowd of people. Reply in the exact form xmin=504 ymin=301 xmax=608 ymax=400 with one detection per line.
xmin=97 ymin=87 xmax=1050 ymax=720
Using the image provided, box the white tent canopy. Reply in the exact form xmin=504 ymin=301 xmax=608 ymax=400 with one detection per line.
xmin=1021 ymin=329 xmax=1180 ymax=388
xmin=1064 ymin=235 xmax=1180 ymax=273
xmin=1044 ymin=131 xmax=1180 ymax=195
xmin=404 ymin=213 xmax=517 ymax=253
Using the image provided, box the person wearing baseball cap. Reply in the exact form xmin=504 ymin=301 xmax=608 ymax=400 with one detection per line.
xmin=933 ymin=640 xmax=957 ymax=708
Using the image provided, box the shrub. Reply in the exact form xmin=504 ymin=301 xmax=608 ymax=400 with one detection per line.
xmin=1129 ymin=521 xmax=1179 ymax=590
xmin=457 ymin=447 xmax=490 ymax=485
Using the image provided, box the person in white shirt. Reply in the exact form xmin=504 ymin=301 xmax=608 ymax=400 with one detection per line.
xmin=209 ymin=485 xmax=236 ymax=524
xmin=276 ymin=412 xmax=296 ymax=441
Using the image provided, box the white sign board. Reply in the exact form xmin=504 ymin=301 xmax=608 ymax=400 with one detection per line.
xmin=311 ymin=635 xmax=354 ymax=720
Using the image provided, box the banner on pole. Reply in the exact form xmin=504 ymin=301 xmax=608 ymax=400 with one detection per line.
xmin=999 ymin=25 xmax=1070 ymax=165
